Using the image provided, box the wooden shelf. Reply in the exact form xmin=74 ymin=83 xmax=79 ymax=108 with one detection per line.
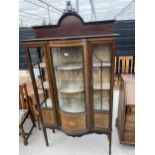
xmin=93 ymin=62 xmax=111 ymax=67
xmin=41 ymin=98 xmax=53 ymax=108
xmin=59 ymin=87 xmax=84 ymax=93
xmin=93 ymin=82 xmax=110 ymax=90
xmin=56 ymin=63 xmax=83 ymax=70
xmin=60 ymin=101 xmax=85 ymax=113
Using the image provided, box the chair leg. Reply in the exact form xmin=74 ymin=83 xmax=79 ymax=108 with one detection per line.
xmin=20 ymin=127 xmax=28 ymax=145
xmin=29 ymin=111 xmax=36 ymax=127
xmin=42 ymin=127 xmax=49 ymax=146
xmin=52 ymin=129 xmax=55 ymax=133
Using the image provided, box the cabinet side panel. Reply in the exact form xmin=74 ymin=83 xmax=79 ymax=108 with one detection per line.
xmin=124 ymin=131 xmax=135 ymax=143
xmin=117 ymin=78 xmax=126 ymax=140
xmin=125 ymin=114 xmax=135 ymax=131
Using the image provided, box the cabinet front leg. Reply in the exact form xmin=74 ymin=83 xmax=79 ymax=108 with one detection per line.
xmin=108 ymin=133 xmax=112 ymax=155
xmin=42 ymin=127 xmax=49 ymax=146
xmin=52 ymin=129 xmax=55 ymax=133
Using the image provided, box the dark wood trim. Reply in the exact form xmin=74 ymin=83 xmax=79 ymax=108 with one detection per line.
xmin=46 ymin=46 xmax=61 ymax=126
xmin=43 ymin=45 xmax=58 ymax=126
xmin=25 ymin=47 xmax=44 ymax=124
xmin=87 ymin=40 xmax=94 ymax=129
xmin=24 ymin=42 xmax=46 ymax=47
xmin=23 ymin=34 xmax=118 ymax=43
xmin=109 ymin=40 xmax=115 ymax=130
xmin=83 ymin=40 xmax=91 ymax=129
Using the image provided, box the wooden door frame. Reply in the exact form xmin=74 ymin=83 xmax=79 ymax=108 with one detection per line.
xmin=87 ymin=38 xmax=115 ymax=131
xmin=24 ymin=42 xmax=58 ymax=127
xmin=47 ymin=39 xmax=91 ymax=129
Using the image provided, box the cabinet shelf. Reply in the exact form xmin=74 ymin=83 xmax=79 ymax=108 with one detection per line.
xmin=41 ymin=98 xmax=53 ymax=108
xmin=93 ymin=82 xmax=110 ymax=90
xmin=55 ymin=62 xmax=111 ymax=70
xmin=60 ymin=101 xmax=85 ymax=113
xmin=56 ymin=63 xmax=83 ymax=70
xmin=59 ymin=87 xmax=84 ymax=93
xmin=93 ymin=62 xmax=111 ymax=67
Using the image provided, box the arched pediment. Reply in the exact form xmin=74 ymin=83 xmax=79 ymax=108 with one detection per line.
xmin=57 ymin=12 xmax=84 ymax=27
xmin=33 ymin=12 xmax=114 ymax=38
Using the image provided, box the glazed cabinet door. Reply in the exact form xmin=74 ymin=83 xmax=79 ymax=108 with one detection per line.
xmin=27 ymin=47 xmax=57 ymax=126
xmin=90 ymin=41 xmax=114 ymax=130
xmin=49 ymin=41 xmax=87 ymax=134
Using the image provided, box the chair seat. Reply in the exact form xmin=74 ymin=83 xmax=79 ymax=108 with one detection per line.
xmin=19 ymin=109 xmax=28 ymax=123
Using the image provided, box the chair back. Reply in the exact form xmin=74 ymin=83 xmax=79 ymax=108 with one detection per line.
xmin=115 ymin=56 xmax=135 ymax=75
xmin=19 ymin=83 xmax=30 ymax=110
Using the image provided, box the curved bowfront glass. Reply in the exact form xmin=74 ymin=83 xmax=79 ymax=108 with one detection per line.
xmin=51 ymin=46 xmax=86 ymax=113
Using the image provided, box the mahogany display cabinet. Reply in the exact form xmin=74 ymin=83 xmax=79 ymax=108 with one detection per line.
xmin=23 ymin=12 xmax=117 ymax=155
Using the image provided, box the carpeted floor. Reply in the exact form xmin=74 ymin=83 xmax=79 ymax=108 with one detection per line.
xmin=19 ymin=90 xmax=135 ymax=155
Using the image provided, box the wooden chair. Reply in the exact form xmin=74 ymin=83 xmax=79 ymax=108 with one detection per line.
xmin=114 ymin=56 xmax=135 ymax=87
xmin=19 ymin=73 xmax=41 ymax=130
xmin=19 ymin=83 xmax=36 ymax=145
xmin=118 ymin=56 xmax=135 ymax=74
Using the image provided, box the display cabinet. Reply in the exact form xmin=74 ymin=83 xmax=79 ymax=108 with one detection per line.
xmin=24 ymin=12 xmax=117 ymax=155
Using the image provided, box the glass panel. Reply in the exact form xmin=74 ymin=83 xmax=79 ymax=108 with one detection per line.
xmin=29 ymin=47 xmax=52 ymax=108
xmin=92 ymin=44 xmax=111 ymax=111
xmin=51 ymin=46 xmax=85 ymax=113
xmin=93 ymin=90 xmax=110 ymax=110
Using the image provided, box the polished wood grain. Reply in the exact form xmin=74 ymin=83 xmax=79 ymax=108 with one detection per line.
xmin=41 ymin=109 xmax=56 ymax=125
xmin=125 ymin=114 xmax=135 ymax=131
xmin=124 ymin=131 xmax=135 ymax=143
xmin=33 ymin=13 xmax=114 ymax=38
xmin=60 ymin=111 xmax=86 ymax=132
xmin=94 ymin=113 xmax=109 ymax=129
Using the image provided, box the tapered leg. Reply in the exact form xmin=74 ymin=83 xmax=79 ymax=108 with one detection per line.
xmin=52 ymin=129 xmax=55 ymax=133
xmin=29 ymin=111 xmax=36 ymax=127
xmin=37 ymin=115 xmax=41 ymax=130
xmin=20 ymin=127 xmax=28 ymax=145
xmin=108 ymin=133 xmax=112 ymax=155
xmin=42 ymin=127 xmax=49 ymax=146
